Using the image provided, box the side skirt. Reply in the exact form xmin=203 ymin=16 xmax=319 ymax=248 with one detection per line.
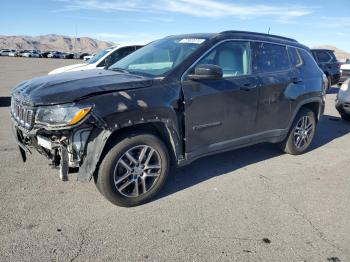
xmin=178 ymin=129 xmax=288 ymax=167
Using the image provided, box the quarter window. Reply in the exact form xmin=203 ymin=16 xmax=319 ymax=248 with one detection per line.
xmin=253 ymin=42 xmax=290 ymax=73
xmin=288 ymin=47 xmax=303 ymax=68
xmin=196 ymin=41 xmax=251 ymax=78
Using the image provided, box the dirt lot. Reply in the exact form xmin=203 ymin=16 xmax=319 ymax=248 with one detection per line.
xmin=0 ymin=57 xmax=350 ymax=262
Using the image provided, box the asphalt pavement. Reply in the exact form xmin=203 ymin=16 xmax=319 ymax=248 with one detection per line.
xmin=0 ymin=57 xmax=349 ymax=262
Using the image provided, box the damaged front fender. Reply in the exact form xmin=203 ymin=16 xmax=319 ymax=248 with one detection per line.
xmin=78 ymin=128 xmax=112 ymax=182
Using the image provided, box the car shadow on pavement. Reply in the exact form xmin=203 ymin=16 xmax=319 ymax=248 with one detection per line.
xmin=0 ymin=97 xmax=11 ymax=107
xmin=310 ymin=114 xmax=350 ymax=150
xmin=155 ymin=114 xmax=350 ymax=201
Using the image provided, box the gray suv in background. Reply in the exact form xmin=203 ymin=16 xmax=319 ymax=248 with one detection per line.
xmin=311 ymin=49 xmax=340 ymax=89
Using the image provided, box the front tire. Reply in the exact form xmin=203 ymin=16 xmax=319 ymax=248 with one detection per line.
xmin=280 ymin=108 xmax=316 ymax=155
xmin=95 ymin=133 xmax=170 ymax=207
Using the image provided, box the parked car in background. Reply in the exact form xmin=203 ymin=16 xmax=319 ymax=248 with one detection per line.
xmin=57 ymin=52 xmax=68 ymax=59
xmin=336 ymin=78 xmax=350 ymax=121
xmin=311 ymin=49 xmax=340 ymax=89
xmin=47 ymin=51 xmax=63 ymax=58
xmin=83 ymin=54 xmax=94 ymax=61
xmin=74 ymin=52 xmax=90 ymax=59
xmin=340 ymin=59 xmax=350 ymax=84
xmin=41 ymin=51 xmax=51 ymax=58
xmin=9 ymin=50 xmax=20 ymax=57
xmin=63 ymin=52 xmax=75 ymax=59
xmin=17 ymin=50 xmax=29 ymax=57
xmin=12 ymin=31 xmax=326 ymax=206
xmin=22 ymin=50 xmax=41 ymax=58
xmin=48 ymin=45 xmax=142 ymax=75
xmin=0 ymin=49 xmax=12 ymax=56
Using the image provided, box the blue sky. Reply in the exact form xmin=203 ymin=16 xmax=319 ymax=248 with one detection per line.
xmin=1 ymin=0 xmax=350 ymax=51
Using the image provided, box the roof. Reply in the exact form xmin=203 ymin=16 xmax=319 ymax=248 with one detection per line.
xmin=220 ymin=30 xmax=297 ymax=43
xmin=166 ymin=31 xmax=307 ymax=49
xmin=310 ymin=48 xmax=335 ymax=52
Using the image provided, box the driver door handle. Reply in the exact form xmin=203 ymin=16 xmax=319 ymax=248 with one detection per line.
xmin=240 ymin=83 xmax=257 ymax=91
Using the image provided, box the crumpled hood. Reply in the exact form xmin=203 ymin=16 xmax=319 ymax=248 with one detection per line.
xmin=12 ymin=69 xmax=153 ymax=106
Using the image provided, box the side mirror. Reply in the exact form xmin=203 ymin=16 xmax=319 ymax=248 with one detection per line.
xmin=104 ymin=56 xmax=113 ymax=69
xmin=188 ymin=64 xmax=223 ymax=80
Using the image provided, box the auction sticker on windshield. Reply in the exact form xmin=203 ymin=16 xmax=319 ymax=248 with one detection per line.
xmin=179 ymin=38 xmax=205 ymax=44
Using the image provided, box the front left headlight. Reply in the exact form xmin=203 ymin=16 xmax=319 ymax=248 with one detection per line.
xmin=35 ymin=104 xmax=92 ymax=128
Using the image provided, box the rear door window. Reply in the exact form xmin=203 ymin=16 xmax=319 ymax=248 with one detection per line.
xmin=252 ymin=42 xmax=290 ymax=73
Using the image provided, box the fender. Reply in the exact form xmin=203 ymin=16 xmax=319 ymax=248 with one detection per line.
xmin=78 ymin=118 xmax=183 ymax=182
xmin=287 ymin=96 xmax=324 ymax=131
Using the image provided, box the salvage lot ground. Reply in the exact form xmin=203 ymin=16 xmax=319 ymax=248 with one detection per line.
xmin=0 ymin=56 xmax=350 ymax=262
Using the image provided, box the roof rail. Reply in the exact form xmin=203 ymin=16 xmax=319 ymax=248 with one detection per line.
xmin=220 ymin=30 xmax=298 ymax=43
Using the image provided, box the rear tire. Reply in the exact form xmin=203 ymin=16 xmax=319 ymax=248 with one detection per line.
xmin=95 ymin=133 xmax=170 ymax=207
xmin=280 ymin=108 xmax=316 ymax=155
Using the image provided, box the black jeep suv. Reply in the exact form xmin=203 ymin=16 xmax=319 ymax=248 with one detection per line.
xmin=311 ymin=49 xmax=340 ymax=89
xmin=11 ymin=31 xmax=326 ymax=207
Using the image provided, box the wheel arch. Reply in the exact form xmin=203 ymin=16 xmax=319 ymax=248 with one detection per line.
xmin=289 ymin=98 xmax=324 ymax=129
xmin=79 ymin=120 xmax=183 ymax=183
xmin=102 ymin=121 xmax=182 ymax=164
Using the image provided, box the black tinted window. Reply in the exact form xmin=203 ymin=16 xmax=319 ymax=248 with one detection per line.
xmin=316 ymin=51 xmax=332 ymax=63
xmin=288 ymin=47 xmax=303 ymax=67
xmin=253 ymin=42 xmax=290 ymax=73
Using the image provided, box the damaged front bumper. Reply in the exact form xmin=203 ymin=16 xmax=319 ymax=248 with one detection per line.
xmin=11 ymin=108 xmax=112 ymax=182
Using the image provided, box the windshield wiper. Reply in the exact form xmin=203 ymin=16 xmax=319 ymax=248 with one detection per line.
xmin=109 ymin=67 xmax=130 ymax=74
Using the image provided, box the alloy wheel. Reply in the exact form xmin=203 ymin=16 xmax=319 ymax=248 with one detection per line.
xmin=113 ymin=145 xmax=162 ymax=197
xmin=293 ymin=116 xmax=314 ymax=149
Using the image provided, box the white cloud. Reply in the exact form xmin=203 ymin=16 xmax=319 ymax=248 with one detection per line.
xmin=89 ymin=32 xmax=164 ymax=45
xmin=56 ymin=0 xmax=313 ymax=20
xmin=320 ymin=16 xmax=350 ymax=28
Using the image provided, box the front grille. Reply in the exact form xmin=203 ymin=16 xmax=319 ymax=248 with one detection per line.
xmin=11 ymin=98 xmax=35 ymax=130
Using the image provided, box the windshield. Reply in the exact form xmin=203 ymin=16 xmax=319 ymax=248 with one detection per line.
xmin=109 ymin=37 xmax=207 ymax=76
xmin=88 ymin=48 xmax=113 ymax=64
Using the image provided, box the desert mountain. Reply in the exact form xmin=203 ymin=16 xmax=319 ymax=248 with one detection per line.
xmin=312 ymin=45 xmax=350 ymax=61
xmin=0 ymin=34 xmax=114 ymax=53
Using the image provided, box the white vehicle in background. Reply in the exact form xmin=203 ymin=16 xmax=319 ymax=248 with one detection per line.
xmin=9 ymin=50 xmax=19 ymax=57
xmin=48 ymin=45 xmax=142 ymax=75
xmin=22 ymin=50 xmax=41 ymax=58
xmin=0 ymin=49 xmax=12 ymax=56
xmin=83 ymin=54 xmax=94 ymax=61
xmin=340 ymin=59 xmax=350 ymax=84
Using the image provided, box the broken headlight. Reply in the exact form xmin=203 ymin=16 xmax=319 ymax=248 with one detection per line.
xmin=35 ymin=104 xmax=92 ymax=128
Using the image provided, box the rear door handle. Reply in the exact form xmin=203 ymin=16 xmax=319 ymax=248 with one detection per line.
xmin=240 ymin=83 xmax=257 ymax=91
